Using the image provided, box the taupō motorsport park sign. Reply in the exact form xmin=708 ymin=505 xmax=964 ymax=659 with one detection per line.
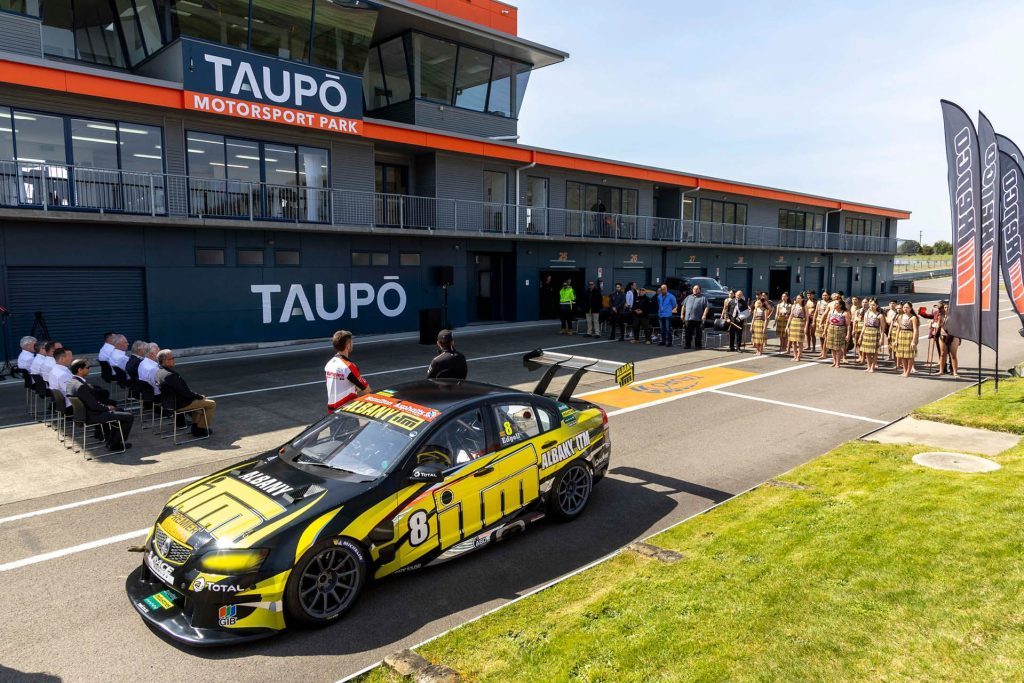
xmin=182 ymin=38 xmax=363 ymax=135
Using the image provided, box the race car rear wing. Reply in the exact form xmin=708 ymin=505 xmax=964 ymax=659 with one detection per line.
xmin=523 ymin=349 xmax=635 ymax=402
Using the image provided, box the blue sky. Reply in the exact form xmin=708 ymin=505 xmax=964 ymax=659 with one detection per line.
xmin=512 ymin=0 xmax=1024 ymax=244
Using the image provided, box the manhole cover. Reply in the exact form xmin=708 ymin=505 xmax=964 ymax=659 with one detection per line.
xmin=912 ymin=452 xmax=1001 ymax=473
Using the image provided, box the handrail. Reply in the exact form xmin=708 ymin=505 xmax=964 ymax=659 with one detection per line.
xmin=0 ymin=160 xmax=898 ymax=253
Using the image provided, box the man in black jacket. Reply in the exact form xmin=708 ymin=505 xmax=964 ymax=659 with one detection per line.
xmin=66 ymin=359 xmax=133 ymax=450
xmin=126 ymin=340 xmax=146 ymax=381
xmin=608 ymin=283 xmax=627 ymax=341
xmin=156 ymin=349 xmax=216 ymax=437
xmin=426 ymin=330 xmax=468 ymax=380
xmin=724 ymin=290 xmax=749 ymax=352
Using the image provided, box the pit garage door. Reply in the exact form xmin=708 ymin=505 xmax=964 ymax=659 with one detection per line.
xmin=6 ymin=267 xmax=147 ymax=353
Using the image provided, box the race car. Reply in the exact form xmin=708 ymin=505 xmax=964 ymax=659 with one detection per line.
xmin=126 ymin=350 xmax=634 ymax=646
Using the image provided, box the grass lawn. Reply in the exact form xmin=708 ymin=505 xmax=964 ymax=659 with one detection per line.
xmin=362 ymin=438 xmax=1024 ymax=682
xmin=914 ymin=378 xmax=1024 ymax=434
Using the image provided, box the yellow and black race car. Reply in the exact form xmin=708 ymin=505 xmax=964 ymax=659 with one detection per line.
xmin=126 ymin=350 xmax=634 ymax=645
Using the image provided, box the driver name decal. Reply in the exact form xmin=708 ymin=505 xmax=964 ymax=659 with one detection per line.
xmin=343 ymin=394 xmax=441 ymax=431
xmin=541 ymin=431 xmax=592 ymax=469
xmin=237 ymin=470 xmax=294 ymax=497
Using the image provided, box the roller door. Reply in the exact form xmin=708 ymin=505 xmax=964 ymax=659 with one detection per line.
xmin=6 ymin=267 xmax=147 ymax=353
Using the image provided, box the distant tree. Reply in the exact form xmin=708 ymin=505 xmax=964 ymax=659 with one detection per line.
xmin=932 ymin=240 xmax=953 ymax=255
xmin=898 ymin=240 xmax=921 ymax=255
xmin=920 ymin=244 xmax=935 ymax=255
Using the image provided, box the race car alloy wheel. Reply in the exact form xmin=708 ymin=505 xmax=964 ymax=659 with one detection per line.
xmin=286 ymin=539 xmax=367 ymax=626
xmin=548 ymin=462 xmax=593 ymax=521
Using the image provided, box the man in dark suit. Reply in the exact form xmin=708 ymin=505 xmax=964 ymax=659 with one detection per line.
xmin=66 ymin=359 xmax=133 ymax=450
xmin=156 ymin=349 xmax=216 ymax=437
xmin=426 ymin=330 xmax=468 ymax=380
xmin=126 ymin=340 xmax=146 ymax=381
xmin=724 ymin=289 xmax=749 ymax=352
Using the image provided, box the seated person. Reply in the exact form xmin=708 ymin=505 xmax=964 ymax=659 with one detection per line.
xmin=97 ymin=332 xmax=116 ymax=366
xmin=16 ymin=335 xmax=36 ymax=378
xmin=156 ymin=349 xmax=216 ymax=437
xmin=66 ymin=359 xmax=133 ymax=451
xmin=47 ymin=348 xmax=74 ymax=414
xmin=109 ymin=335 xmax=130 ymax=372
xmin=126 ymin=340 xmax=147 ymax=381
xmin=139 ymin=343 xmax=161 ymax=397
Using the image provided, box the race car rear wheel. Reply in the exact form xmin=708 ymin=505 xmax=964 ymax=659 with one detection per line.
xmin=285 ymin=538 xmax=367 ymax=627
xmin=547 ymin=462 xmax=593 ymax=522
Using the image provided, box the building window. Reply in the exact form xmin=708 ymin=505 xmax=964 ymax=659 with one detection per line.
xmin=237 ymin=248 xmax=265 ymax=266
xmin=186 ymin=131 xmax=328 ymax=222
xmin=778 ymin=209 xmax=824 ymax=232
xmin=412 ymin=33 xmax=458 ymax=103
xmin=371 ymin=252 xmax=390 ymax=266
xmin=311 ymin=0 xmax=376 ymax=74
xmin=488 ymin=57 xmax=529 ymax=118
xmin=566 ymin=181 xmax=639 ymax=215
xmin=400 ymin=252 xmax=421 ymax=267
xmin=353 ymin=251 xmax=389 ymax=266
xmin=162 ymin=0 xmax=250 ymax=51
xmin=0 ymin=108 xmax=13 ymax=161
xmin=699 ymin=199 xmax=747 ymax=225
xmin=1 ymin=0 xmax=40 ymax=17
xmin=196 ymin=248 xmax=225 ymax=265
xmin=250 ymin=0 xmax=312 ymax=63
xmin=352 ymin=252 xmax=369 ymax=266
xmin=379 ymin=37 xmax=412 ymax=105
xmin=454 ymin=46 xmax=492 ymax=112
xmin=276 ymin=249 xmax=301 ymax=266
xmin=844 ymin=217 xmax=882 ymax=236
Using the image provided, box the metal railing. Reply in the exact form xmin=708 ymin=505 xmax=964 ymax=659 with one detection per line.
xmin=0 ymin=161 xmax=899 ymax=253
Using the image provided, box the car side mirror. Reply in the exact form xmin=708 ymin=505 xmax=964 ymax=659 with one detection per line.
xmin=409 ymin=461 xmax=446 ymax=483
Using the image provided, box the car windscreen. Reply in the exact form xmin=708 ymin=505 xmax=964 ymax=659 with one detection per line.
xmin=287 ymin=411 xmax=419 ymax=479
xmin=688 ymin=277 xmax=723 ymax=291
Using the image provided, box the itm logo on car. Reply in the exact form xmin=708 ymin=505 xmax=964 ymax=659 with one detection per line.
xmin=541 ymin=431 xmax=592 ymax=469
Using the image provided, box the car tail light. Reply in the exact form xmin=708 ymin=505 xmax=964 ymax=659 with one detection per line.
xmin=598 ymin=406 xmax=608 ymax=427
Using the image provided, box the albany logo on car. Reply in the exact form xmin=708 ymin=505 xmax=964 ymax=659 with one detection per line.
xmin=541 ymin=431 xmax=592 ymax=469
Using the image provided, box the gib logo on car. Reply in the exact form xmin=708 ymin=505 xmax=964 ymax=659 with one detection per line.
xmin=182 ymin=38 xmax=363 ymax=134
xmin=219 ymin=604 xmax=238 ymax=627
xmin=251 ymin=278 xmax=407 ymax=324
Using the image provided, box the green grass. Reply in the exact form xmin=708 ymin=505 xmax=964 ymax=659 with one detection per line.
xmin=374 ymin=440 xmax=1024 ymax=682
xmin=914 ymin=378 xmax=1024 ymax=434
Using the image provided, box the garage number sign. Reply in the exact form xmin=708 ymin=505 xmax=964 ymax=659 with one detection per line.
xmin=182 ymin=38 xmax=363 ymax=135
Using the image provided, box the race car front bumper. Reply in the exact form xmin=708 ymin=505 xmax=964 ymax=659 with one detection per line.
xmin=126 ymin=565 xmax=277 ymax=647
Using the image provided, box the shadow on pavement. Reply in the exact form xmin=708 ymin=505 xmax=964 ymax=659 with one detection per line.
xmin=0 ymin=665 xmax=62 ymax=682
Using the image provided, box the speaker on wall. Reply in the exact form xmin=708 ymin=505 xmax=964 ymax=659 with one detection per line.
xmin=434 ymin=266 xmax=454 ymax=287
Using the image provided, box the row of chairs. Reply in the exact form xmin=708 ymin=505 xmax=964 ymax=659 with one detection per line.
xmin=21 ymin=362 xmax=208 ymax=459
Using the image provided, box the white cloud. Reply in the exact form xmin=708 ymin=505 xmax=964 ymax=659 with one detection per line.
xmin=513 ymin=0 xmax=1024 ymax=242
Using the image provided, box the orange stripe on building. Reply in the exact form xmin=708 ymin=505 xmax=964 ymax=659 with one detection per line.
xmin=0 ymin=58 xmax=911 ymax=220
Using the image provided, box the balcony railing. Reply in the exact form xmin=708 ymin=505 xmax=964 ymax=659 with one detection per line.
xmin=0 ymin=161 xmax=898 ymax=253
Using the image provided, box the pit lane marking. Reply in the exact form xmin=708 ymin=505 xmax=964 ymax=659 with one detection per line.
xmin=0 ymin=527 xmax=148 ymax=573
xmin=584 ymin=366 xmax=758 ymax=408
xmin=709 ymin=390 xmax=889 ymax=424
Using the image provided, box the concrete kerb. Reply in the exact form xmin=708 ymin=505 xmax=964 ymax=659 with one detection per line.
xmin=383 ymin=649 xmax=461 ymax=683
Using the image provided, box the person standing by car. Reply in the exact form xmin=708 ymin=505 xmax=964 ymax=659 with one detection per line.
xmin=427 ymin=330 xmax=468 ymax=380
xmin=558 ymin=280 xmax=576 ymax=335
xmin=680 ymin=284 xmax=709 ymax=349
xmin=584 ymin=281 xmax=603 ymax=337
xmin=325 ymin=330 xmax=370 ymax=413
xmin=826 ymin=298 xmax=852 ymax=369
xmin=608 ymin=283 xmax=627 ymax=341
xmin=775 ymin=292 xmax=791 ymax=352
xmin=656 ymin=284 xmax=678 ymax=347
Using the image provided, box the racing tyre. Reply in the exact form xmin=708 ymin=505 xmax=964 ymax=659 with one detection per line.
xmin=285 ymin=537 xmax=367 ymax=627
xmin=546 ymin=462 xmax=593 ymax=522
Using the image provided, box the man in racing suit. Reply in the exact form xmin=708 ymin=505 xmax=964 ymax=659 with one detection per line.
xmin=325 ymin=330 xmax=370 ymax=413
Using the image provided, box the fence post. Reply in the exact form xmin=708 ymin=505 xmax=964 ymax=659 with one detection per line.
xmin=248 ymin=183 xmax=254 ymax=222
xmin=149 ymin=175 xmax=156 ymax=216
xmin=41 ymin=168 xmax=48 ymax=212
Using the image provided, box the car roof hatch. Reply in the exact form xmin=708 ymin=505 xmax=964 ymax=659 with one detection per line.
xmin=522 ymin=349 xmax=635 ymax=402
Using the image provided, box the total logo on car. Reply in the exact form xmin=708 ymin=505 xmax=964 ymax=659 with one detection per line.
xmin=126 ymin=350 xmax=633 ymax=646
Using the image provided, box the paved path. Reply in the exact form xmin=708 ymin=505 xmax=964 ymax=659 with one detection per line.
xmin=1 ymin=278 xmax=1021 ymax=683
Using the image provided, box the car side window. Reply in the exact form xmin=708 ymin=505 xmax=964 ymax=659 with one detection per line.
xmin=493 ymin=403 xmax=541 ymax=448
xmin=415 ymin=409 xmax=487 ymax=469
xmin=536 ymin=405 xmax=561 ymax=433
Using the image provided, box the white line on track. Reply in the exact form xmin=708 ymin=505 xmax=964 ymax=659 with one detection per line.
xmin=0 ymin=477 xmax=201 ymax=526
xmin=208 ymin=338 xmax=612 ymax=400
xmin=709 ymin=389 xmax=889 ymax=424
xmin=0 ymin=528 xmax=148 ymax=573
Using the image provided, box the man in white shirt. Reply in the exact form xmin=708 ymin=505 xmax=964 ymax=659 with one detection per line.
xmin=97 ymin=332 xmax=116 ymax=365
xmin=17 ymin=336 xmax=36 ymax=375
xmin=29 ymin=341 xmax=50 ymax=376
xmin=47 ymin=347 xmax=74 ymax=408
xmin=325 ymin=330 xmax=370 ymax=412
xmin=109 ymin=335 xmax=130 ymax=372
xmin=139 ymin=342 xmax=161 ymax=396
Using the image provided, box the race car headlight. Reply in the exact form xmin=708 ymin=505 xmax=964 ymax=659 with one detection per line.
xmin=196 ymin=549 xmax=269 ymax=575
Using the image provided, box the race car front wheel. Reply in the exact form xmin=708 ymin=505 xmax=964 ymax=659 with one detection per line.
xmin=285 ymin=538 xmax=367 ymax=627
xmin=547 ymin=462 xmax=593 ymax=522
